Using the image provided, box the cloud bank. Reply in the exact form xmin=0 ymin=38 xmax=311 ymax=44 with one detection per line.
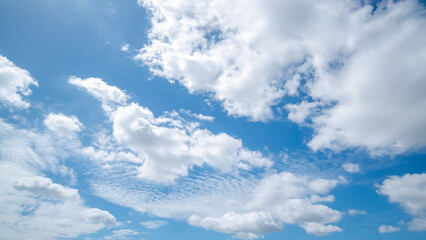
xmin=137 ymin=0 xmax=426 ymax=155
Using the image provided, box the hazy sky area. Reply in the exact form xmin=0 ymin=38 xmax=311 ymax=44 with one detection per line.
xmin=0 ymin=0 xmax=425 ymax=239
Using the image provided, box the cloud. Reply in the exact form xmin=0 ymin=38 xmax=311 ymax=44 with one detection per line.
xmin=69 ymin=76 xmax=129 ymax=112
xmin=0 ymin=115 xmax=115 ymax=239
xmin=137 ymin=0 xmax=426 ymax=154
xmin=140 ymin=220 xmax=168 ymax=229
xmin=232 ymin=232 xmax=264 ymax=240
xmin=72 ymin=77 xmax=271 ymax=183
xmin=44 ymin=113 xmax=83 ymax=136
xmin=300 ymin=222 xmax=342 ymax=236
xmin=0 ymin=164 xmax=116 ymax=240
xmin=0 ymin=54 xmax=38 ymax=108
xmin=378 ymin=225 xmax=400 ymax=233
xmin=121 ymin=44 xmax=130 ymax=52
xmin=377 ymin=173 xmax=426 ymax=231
xmin=104 ymin=229 xmax=138 ymax=240
xmin=408 ymin=218 xmax=426 ymax=231
xmin=285 ymin=101 xmax=321 ymax=125
xmin=13 ymin=176 xmax=79 ymax=200
xmin=348 ymin=209 xmax=366 ymax=216
xmin=181 ymin=109 xmax=214 ymax=122
xmin=83 ymin=208 xmax=117 ymax=226
xmin=246 ymin=172 xmax=344 ymax=235
xmin=188 ymin=211 xmax=283 ymax=234
xmin=342 ymin=163 xmax=360 ymax=173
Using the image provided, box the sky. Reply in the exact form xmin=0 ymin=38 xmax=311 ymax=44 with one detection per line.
xmin=0 ymin=0 xmax=425 ymax=239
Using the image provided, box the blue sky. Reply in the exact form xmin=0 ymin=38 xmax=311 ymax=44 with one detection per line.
xmin=0 ymin=0 xmax=425 ymax=239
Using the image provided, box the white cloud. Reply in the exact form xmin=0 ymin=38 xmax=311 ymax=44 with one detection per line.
xmin=348 ymin=209 xmax=366 ymax=216
xmin=188 ymin=211 xmax=283 ymax=234
xmin=44 ymin=113 xmax=83 ymax=136
xmin=408 ymin=218 xmax=426 ymax=231
xmin=245 ymin=172 xmax=344 ymax=235
xmin=0 ymin=118 xmax=78 ymax=176
xmin=0 ymin=54 xmax=38 ymax=108
xmin=0 ymin=164 xmax=116 ymax=240
xmin=181 ymin=109 xmax=214 ymax=122
xmin=13 ymin=176 xmax=79 ymax=200
xmin=378 ymin=225 xmax=400 ymax=233
xmin=377 ymin=173 xmax=426 ymax=215
xmin=105 ymin=229 xmax=138 ymax=239
xmin=137 ymin=0 xmax=426 ymax=154
xmin=141 ymin=220 xmax=167 ymax=229
xmin=300 ymin=222 xmax=342 ymax=236
xmin=377 ymin=173 xmax=426 ymax=232
xmin=342 ymin=163 xmax=360 ymax=173
xmin=69 ymin=76 xmax=129 ymax=112
xmin=0 ymin=115 xmax=115 ymax=239
xmin=72 ymin=77 xmax=271 ymax=183
xmin=104 ymin=229 xmax=138 ymax=240
xmin=121 ymin=44 xmax=130 ymax=52
xmin=285 ymin=101 xmax=320 ymax=125
xmin=232 ymin=232 xmax=264 ymax=240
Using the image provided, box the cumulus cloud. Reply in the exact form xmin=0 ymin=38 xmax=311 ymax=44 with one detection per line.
xmin=13 ymin=176 xmax=79 ymax=200
xmin=137 ymin=0 xmax=426 ymax=154
xmin=0 ymin=164 xmax=116 ymax=240
xmin=141 ymin=220 xmax=167 ymax=229
xmin=72 ymin=77 xmax=271 ymax=183
xmin=0 ymin=54 xmax=38 ymax=108
xmin=245 ymin=172 xmax=344 ymax=235
xmin=342 ymin=163 xmax=360 ymax=173
xmin=300 ymin=222 xmax=342 ymax=236
xmin=377 ymin=173 xmax=426 ymax=231
xmin=44 ymin=113 xmax=83 ymax=136
xmin=188 ymin=211 xmax=283 ymax=235
xmin=378 ymin=225 xmax=400 ymax=233
xmin=83 ymin=208 xmax=117 ymax=226
xmin=0 ymin=115 xmax=115 ymax=239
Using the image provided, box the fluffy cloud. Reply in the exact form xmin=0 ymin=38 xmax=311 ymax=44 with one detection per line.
xmin=300 ymin=222 xmax=342 ymax=236
xmin=377 ymin=173 xmax=426 ymax=231
xmin=246 ymin=172 xmax=344 ymax=235
xmin=188 ymin=211 xmax=283 ymax=235
xmin=69 ymin=76 xmax=129 ymax=112
xmin=140 ymin=220 xmax=168 ymax=229
xmin=0 ymin=54 xmax=38 ymax=108
xmin=0 ymin=114 xmax=115 ymax=239
xmin=44 ymin=113 xmax=83 ymax=136
xmin=0 ymin=164 xmax=116 ymax=240
xmin=72 ymin=77 xmax=271 ymax=183
xmin=342 ymin=163 xmax=360 ymax=173
xmin=13 ymin=176 xmax=79 ymax=200
xmin=378 ymin=225 xmax=400 ymax=233
xmin=186 ymin=172 xmax=344 ymax=237
xmin=137 ymin=0 xmax=426 ymax=154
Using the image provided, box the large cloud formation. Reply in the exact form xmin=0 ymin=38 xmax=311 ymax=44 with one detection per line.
xmin=0 ymin=119 xmax=116 ymax=239
xmin=70 ymin=77 xmax=346 ymax=238
xmin=137 ymin=0 xmax=426 ymax=154
xmin=70 ymin=77 xmax=271 ymax=183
